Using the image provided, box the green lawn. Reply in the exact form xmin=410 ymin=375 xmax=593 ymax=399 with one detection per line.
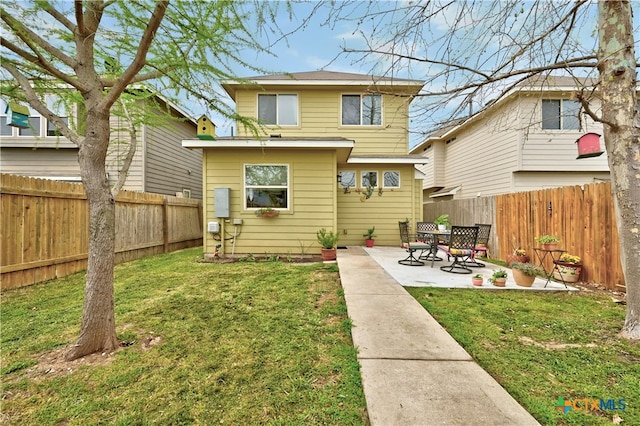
xmin=1 ymin=248 xmax=368 ymax=425
xmin=405 ymin=287 xmax=639 ymax=426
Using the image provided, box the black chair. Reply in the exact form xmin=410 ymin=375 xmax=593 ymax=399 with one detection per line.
xmin=398 ymin=221 xmax=430 ymax=266
xmin=437 ymin=226 xmax=479 ymax=274
xmin=463 ymin=223 xmax=492 ymax=267
xmin=416 ymin=221 xmax=442 ymax=262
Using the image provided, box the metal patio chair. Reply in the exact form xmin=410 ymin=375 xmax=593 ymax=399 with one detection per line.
xmin=438 ymin=225 xmax=479 ymax=274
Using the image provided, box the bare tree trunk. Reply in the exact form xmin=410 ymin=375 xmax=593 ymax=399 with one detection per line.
xmin=598 ymin=0 xmax=640 ymax=339
xmin=66 ymin=110 xmax=119 ymax=360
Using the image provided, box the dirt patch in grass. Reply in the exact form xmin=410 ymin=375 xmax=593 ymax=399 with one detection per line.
xmin=518 ymin=336 xmax=598 ymax=350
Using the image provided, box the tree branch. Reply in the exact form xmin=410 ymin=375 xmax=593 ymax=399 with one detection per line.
xmin=103 ymin=1 xmax=168 ymax=109
xmin=40 ymin=0 xmax=76 ymax=32
xmin=2 ymin=62 xmax=82 ymax=146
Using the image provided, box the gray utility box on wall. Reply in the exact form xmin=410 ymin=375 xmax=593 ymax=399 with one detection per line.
xmin=214 ymin=187 xmax=230 ymax=218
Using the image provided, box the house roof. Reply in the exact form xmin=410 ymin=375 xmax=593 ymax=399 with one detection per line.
xmin=221 ymin=70 xmax=424 ymax=100
xmin=182 ymin=136 xmax=355 ymax=163
xmin=429 ymin=186 xmax=461 ymax=198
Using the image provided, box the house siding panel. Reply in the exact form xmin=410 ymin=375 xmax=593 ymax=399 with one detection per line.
xmin=202 ymin=148 xmax=337 ymax=256
xmin=235 ymin=89 xmax=411 ymax=155
xmin=145 ymin=119 xmax=201 ymax=198
xmin=105 ymin=115 xmax=144 ymax=191
xmin=0 ymin=148 xmax=80 ymax=178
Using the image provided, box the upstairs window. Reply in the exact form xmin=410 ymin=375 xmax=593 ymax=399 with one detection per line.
xmin=383 ymin=171 xmax=400 ymax=188
xmin=361 ymin=171 xmax=378 ymax=188
xmin=541 ymin=99 xmax=581 ymax=130
xmin=342 ymin=94 xmax=381 ymax=125
xmin=45 ymin=95 xmax=69 ymax=136
xmin=258 ymin=94 xmax=298 ymax=125
xmin=245 ymin=164 xmax=289 ymax=209
xmin=339 ymin=171 xmax=356 ymax=188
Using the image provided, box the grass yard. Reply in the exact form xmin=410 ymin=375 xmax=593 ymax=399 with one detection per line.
xmin=405 ymin=286 xmax=639 ymax=426
xmin=1 ymin=248 xmax=368 ymax=425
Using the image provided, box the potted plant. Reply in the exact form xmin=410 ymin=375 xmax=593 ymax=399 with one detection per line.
xmin=317 ymin=228 xmax=339 ymax=262
xmin=434 ymin=214 xmax=450 ymax=232
xmin=489 ymin=269 xmax=508 ymax=287
xmin=471 ymin=273 xmax=483 ymax=286
xmin=536 ymin=235 xmax=560 ymax=250
xmin=511 ymin=262 xmax=543 ymax=287
xmin=363 ymin=226 xmax=376 ymax=248
xmin=553 ymin=253 xmax=582 ymax=283
xmin=506 ymin=246 xmax=530 ymax=267
xmin=255 ymin=207 xmax=279 ymax=218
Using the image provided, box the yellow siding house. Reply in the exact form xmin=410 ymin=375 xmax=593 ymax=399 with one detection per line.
xmin=183 ymin=71 xmax=426 ymax=258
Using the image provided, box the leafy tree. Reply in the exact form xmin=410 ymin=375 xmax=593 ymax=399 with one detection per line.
xmin=0 ymin=0 xmax=284 ymax=360
xmin=330 ymin=0 xmax=639 ymax=337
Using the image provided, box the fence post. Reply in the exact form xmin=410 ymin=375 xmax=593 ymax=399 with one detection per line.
xmin=163 ymin=198 xmax=169 ymax=253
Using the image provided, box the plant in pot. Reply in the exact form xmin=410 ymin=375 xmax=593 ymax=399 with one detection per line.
xmin=489 ymin=269 xmax=508 ymax=287
xmin=511 ymin=262 xmax=543 ymax=287
xmin=536 ymin=235 xmax=560 ymax=250
xmin=434 ymin=214 xmax=450 ymax=232
xmin=506 ymin=243 xmax=530 ymax=266
xmin=255 ymin=207 xmax=279 ymax=218
xmin=363 ymin=226 xmax=376 ymax=248
xmin=316 ymin=228 xmax=339 ymax=262
xmin=553 ymin=253 xmax=582 ymax=283
xmin=471 ymin=273 xmax=483 ymax=286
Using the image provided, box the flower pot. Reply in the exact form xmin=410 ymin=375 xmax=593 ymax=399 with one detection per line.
xmin=437 ymin=224 xmax=447 ymax=232
xmin=365 ymin=239 xmax=375 ymax=248
xmin=506 ymin=254 xmax=530 ymax=267
xmin=255 ymin=210 xmax=279 ymax=218
xmin=541 ymin=243 xmax=558 ymax=250
xmin=492 ymin=278 xmax=507 ymax=287
xmin=513 ymin=269 xmax=535 ymax=287
xmin=552 ymin=262 xmax=582 ymax=283
xmin=321 ymin=248 xmax=337 ymax=262
xmin=472 ymin=277 xmax=483 ymax=286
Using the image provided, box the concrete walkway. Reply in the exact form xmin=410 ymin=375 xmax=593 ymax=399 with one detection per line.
xmin=337 ymin=246 xmax=540 ymax=426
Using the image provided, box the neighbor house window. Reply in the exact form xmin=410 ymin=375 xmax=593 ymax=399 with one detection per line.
xmin=18 ymin=115 xmax=41 ymax=136
xmin=258 ymin=94 xmax=298 ymax=125
xmin=541 ymin=99 xmax=581 ymax=130
xmin=45 ymin=95 xmax=69 ymax=136
xmin=339 ymin=171 xmax=356 ymax=188
xmin=342 ymin=94 xmax=381 ymax=125
xmin=245 ymin=164 xmax=289 ymax=209
xmin=361 ymin=171 xmax=378 ymax=188
xmin=383 ymin=171 xmax=400 ymax=188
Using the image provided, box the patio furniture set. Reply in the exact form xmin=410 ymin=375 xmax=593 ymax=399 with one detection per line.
xmin=398 ymin=221 xmax=491 ymax=274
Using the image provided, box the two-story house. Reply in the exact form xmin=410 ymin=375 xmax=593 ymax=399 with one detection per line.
xmin=411 ymin=75 xmax=613 ymax=202
xmin=1 ymin=93 xmax=202 ymax=199
xmin=182 ymin=71 xmax=426 ymax=258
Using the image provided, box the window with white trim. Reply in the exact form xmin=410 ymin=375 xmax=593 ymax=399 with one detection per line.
xmin=0 ymin=100 xmax=12 ymax=136
xmin=339 ymin=171 xmax=356 ymax=188
xmin=541 ymin=99 xmax=581 ymax=130
xmin=342 ymin=94 xmax=381 ymax=125
xmin=245 ymin=164 xmax=289 ymax=209
xmin=258 ymin=94 xmax=298 ymax=125
xmin=45 ymin=95 xmax=69 ymax=136
xmin=383 ymin=171 xmax=400 ymax=188
xmin=361 ymin=171 xmax=378 ymax=188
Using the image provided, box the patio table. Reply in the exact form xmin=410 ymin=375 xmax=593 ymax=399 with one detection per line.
xmin=533 ymin=247 xmax=568 ymax=288
xmin=417 ymin=229 xmax=451 ymax=267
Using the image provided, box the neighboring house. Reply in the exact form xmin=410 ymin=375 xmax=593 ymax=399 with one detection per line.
xmin=1 ymin=93 xmax=202 ymax=199
xmin=411 ymin=75 xmax=616 ymax=202
xmin=182 ymin=71 xmax=426 ymax=257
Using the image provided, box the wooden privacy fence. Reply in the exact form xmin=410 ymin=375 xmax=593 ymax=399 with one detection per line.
xmin=423 ymin=182 xmax=624 ymax=291
xmin=1 ymin=174 xmax=203 ymax=291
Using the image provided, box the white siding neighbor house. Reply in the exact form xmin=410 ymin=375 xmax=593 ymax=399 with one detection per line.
xmin=411 ymin=76 xmax=619 ymax=202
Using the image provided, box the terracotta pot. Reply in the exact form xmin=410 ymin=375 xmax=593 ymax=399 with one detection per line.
xmin=492 ymin=278 xmax=507 ymax=287
xmin=472 ymin=278 xmax=483 ymax=286
xmin=321 ymin=248 xmax=337 ymax=262
xmin=506 ymin=255 xmax=530 ymax=267
xmin=541 ymin=243 xmax=558 ymax=250
xmin=552 ymin=263 xmax=582 ymax=283
xmin=365 ymin=239 xmax=375 ymax=248
xmin=513 ymin=269 xmax=535 ymax=287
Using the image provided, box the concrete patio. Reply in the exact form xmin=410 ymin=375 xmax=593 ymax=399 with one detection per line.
xmin=362 ymin=246 xmax=577 ymax=291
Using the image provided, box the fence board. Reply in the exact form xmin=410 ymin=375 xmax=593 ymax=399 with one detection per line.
xmin=424 ymin=181 xmax=624 ymax=291
xmin=1 ymin=174 xmax=202 ymax=291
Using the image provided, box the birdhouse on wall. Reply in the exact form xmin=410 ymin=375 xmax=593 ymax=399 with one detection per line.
xmin=4 ymin=101 xmax=30 ymax=129
xmin=576 ymin=132 xmax=603 ymax=159
xmin=197 ymin=115 xmax=216 ymax=140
